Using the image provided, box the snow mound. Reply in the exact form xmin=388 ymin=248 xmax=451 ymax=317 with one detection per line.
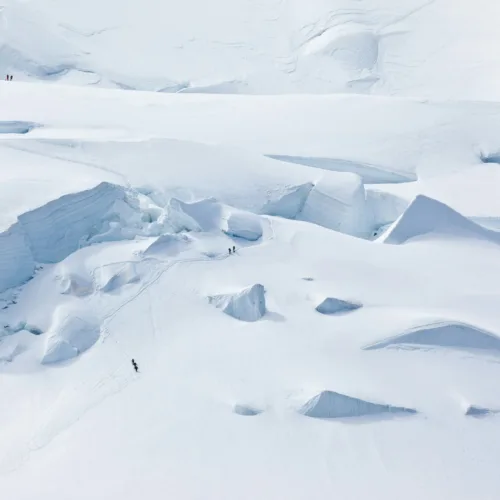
xmin=261 ymin=183 xmax=313 ymax=219
xmin=0 ymin=121 xmax=39 ymax=134
xmin=94 ymin=262 xmax=140 ymax=293
xmin=381 ymin=195 xmax=500 ymax=245
xmin=233 ymin=404 xmax=263 ymax=416
xmin=298 ymin=174 xmax=370 ymax=237
xmin=41 ymin=305 xmax=101 ymax=364
xmin=315 ymin=297 xmax=361 ymax=315
xmin=56 ymin=273 xmax=93 ymax=297
xmin=166 ymin=198 xmax=222 ymax=233
xmin=299 ymin=390 xmax=417 ymax=419
xmin=222 ymin=211 xmax=263 ymax=241
xmin=465 ymin=406 xmax=496 ymax=418
xmin=209 ymin=284 xmax=266 ymax=322
xmin=143 ymin=234 xmax=192 ymax=259
xmin=364 ymin=322 xmax=500 ymax=353
xmin=301 ymin=24 xmax=379 ymax=72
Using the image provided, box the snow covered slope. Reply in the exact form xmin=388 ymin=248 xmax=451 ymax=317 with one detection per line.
xmin=1 ymin=8 xmax=500 ymax=498
xmin=3 ymin=0 xmax=500 ymax=99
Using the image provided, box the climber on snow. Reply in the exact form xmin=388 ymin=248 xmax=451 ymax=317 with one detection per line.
xmin=131 ymin=359 xmax=139 ymax=373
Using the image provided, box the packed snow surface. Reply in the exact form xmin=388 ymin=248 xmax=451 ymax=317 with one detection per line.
xmin=2 ymin=4 xmax=500 ymax=498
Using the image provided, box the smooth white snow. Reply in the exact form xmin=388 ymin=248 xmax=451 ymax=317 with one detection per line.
xmin=1 ymin=5 xmax=500 ymax=498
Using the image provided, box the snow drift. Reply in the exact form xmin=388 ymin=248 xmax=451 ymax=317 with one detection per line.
xmin=299 ymin=390 xmax=417 ymax=419
xmin=364 ymin=322 xmax=500 ymax=353
xmin=222 ymin=211 xmax=263 ymax=241
xmin=381 ymin=195 xmax=500 ymax=245
xmin=315 ymin=297 xmax=361 ymax=315
xmin=465 ymin=406 xmax=496 ymax=418
xmin=41 ymin=305 xmax=100 ymax=364
xmin=209 ymin=284 xmax=266 ymax=322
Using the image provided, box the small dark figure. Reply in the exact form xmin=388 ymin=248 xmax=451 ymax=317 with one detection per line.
xmin=9 ymin=75 xmax=12 ymax=81
xmin=228 ymin=248 xmax=232 ymax=255
xmin=131 ymin=359 xmax=139 ymax=373
xmin=232 ymin=245 xmax=236 ymax=253
xmin=5 ymin=75 xmax=9 ymax=81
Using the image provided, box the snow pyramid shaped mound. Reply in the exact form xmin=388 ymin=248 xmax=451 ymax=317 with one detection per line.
xmin=143 ymin=234 xmax=192 ymax=259
xmin=222 ymin=211 xmax=263 ymax=241
xmin=364 ymin=322 xmax=500 ymax=353
xmin=381 ymin=195 xmax=500 ymax=245
xmin=209 ymin=284 xmax=266 ymax=322
xmin=300 ymin=391 xmax=416 ymax=419
xmin=316 ymin=297 xmax=361 ymax=315
xmin=41 ymin=306 xmax=101 ymax=364
xmin=465 ymin=405 xmax=496 ymax=418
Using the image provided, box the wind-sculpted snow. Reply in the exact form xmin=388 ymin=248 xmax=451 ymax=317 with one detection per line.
xmin=17 ymin=182 xmax=126 ymax=263
xmin=41 ymin=305 xmax=100 ymax=364
xmin=0 ymin=225 xmax=35 ymax=293
xmin=381 ymin=195 xmax=500 ymax=245
xmin=143 ymin=234 xmax=192 ymax=259
xmin=0 ymin=121 xmax=40 ymax=134
xmin=298 ymin=175 xmax=370 ymax=237
xmin=261 ymin=183 xmax=313 ymax=219
xmin=233 ymin=404 xmax=263 ymax=417
xmin=209 ymin=284 xmax=266 ymax=322
xmin=364 ymin=322 xmax=500 ymax=353
xmin=6 ymin=0 xmax=500 ymax=100
xmin=222 ymin=211 xmax=263 ymax=242
xmin=315 ymin=297 xmax=361 ymax=315
xmin=299 ymin=390 xmax=417 ymax=420
xmin=93 ymin=262 xmax=140 ymax=293
xmin=465 ymin=406 xmax=497 ymax=418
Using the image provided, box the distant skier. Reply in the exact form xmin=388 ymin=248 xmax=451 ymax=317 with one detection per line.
xmin=131 ymin=359 xmax=139 ymax=373
xmin=232 ymin=245 xmax=236 ymax=253
xmin=228 ymin=248 xmax=232 ymax=255
xmin=9 ymin=75 xmax=12 ymax=81
xmin=5 ymin=75 xmax=9 ymax=81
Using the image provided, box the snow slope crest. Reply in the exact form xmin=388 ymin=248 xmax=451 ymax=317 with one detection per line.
xmin=299 ymin=390 xmax=417 ymax=419
xmin=380 ymin=195 xmax=500 ymax=245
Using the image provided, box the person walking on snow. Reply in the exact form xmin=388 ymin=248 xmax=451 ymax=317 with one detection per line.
xmin=131 ymin=359 xmax=139 ymax=373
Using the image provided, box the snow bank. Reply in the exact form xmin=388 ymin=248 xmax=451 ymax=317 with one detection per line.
xmin=209 ymin=284 xmax=266 ymax=322
xmin=299 ymin=390 xmax=417 ymax=419
xmin=56 ymin=273 xmax=94 ymax=297
xmin=364 ymin=322 xmax=500 ymax=353
xmin=233 ymin=404 xmax=263 ymax=416
xmin=143 ymin=234 xmax=192 ymax=259
xmin=94 ymin=262 xmax=140 ymax=293
xmin=298 ymin=174 xmax=371 ymax=237
xmin=465 ymin=406 xmax=496 ymax=418
xmin=261 ymin=183 xmax=313 ymax=219
xmin=0 ymin=225 xmax=36 ymax=293
xmin=18 ymin=182 xmax=126 ymax=263
xmin=169 ymin=198 xmax=222 ymax=232
xmin=41 ymin=305 xmax=101 ymax=364
xmin=222 ymin=211 xmax=263 ymax=241
xmin=381 ymin=195 xmax=500 ymax=245
xmin=315 ymin=297 xmax=361 ymax=315
xmin=0 ymin=121 xmax=39 ymax=134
